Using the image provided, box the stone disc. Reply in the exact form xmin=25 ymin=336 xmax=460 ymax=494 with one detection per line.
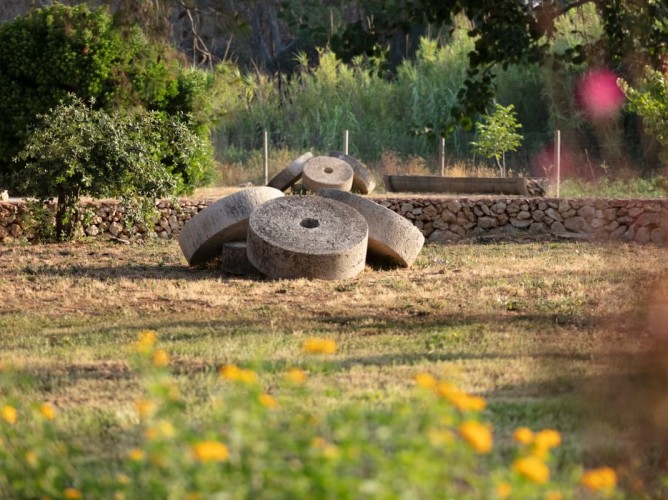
xmin=220 ymin=241 xmax=258 ymax=275
xmin=247 ymin=196 xmax=368 ymax=280
xmin=302 ymin=156 xmax=354 ymax=192
xmin=317 ymin=189 xmax=425 ymax=267
xmin=267 ymin=152 xmax=313 ymax=191
xmin=328 ymin=151 xmax=376 ymax=194
xmin=178 ymin=186 xmax=284 ymax=266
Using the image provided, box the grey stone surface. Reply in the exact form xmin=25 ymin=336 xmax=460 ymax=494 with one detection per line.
xmin=267 ymin=152 xmax=313 ymax=191
xmin=318 ymin=189 xmax=425 ymax=267
xmin=178 ymin=186 xmax=284 ymax=265
xmin=221 ymin=241 xmax=258 ymax=275
xmin=247 ymin=196 xmax=368 ymax=280
xmin=328 ymin=151 xmax=376 ymax=194
xmin=302 ymin=157 xmax=354 ymax=192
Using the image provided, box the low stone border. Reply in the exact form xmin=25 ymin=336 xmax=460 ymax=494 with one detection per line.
xmin=1 ymin=196 xmax=667 ymax=246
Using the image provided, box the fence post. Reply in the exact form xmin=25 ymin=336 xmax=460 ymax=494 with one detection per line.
xmin=263 ymin=129 xmax=269 ymax=185
xmin=344 ymin=130 xmax=349 ymax=155
xmin=554 ymin=129 xmax=561 ymax=198
xmin=439 ymin=136 xmax=445 ymax=176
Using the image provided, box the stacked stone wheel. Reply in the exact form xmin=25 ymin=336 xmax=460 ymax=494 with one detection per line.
xmin=328 ymin=151 xmax=376 ymax=194
xmin=317 ymin=189 xmax=425 ymax=267
xmin=302 ymin=156 xmax=354 ymax=192
xmin=246 ymin=196 xmax=369 ymax=280
xmin=267 ymin=152 xmax=313 ymax=192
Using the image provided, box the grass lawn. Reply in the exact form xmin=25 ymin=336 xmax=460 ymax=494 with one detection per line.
xmin=1 ymin=238 xmax=666 ymax=497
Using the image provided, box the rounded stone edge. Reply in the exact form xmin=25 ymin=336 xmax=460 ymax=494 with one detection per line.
xmin=220 ymin=241 xmax=259 ymax=275
xmin=317 ymin=188 xmax=425 ymax=267
xmin=267 ymin=152 xmax=313 ymax=191
xmin=178 ymin=186 xmax=284 ymax=266
xmin=328 ymin=151 xmax=376 ymax=194
xmin=302 ymin=157 xmax=354 ymax=193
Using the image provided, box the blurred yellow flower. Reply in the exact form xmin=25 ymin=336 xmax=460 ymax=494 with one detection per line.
xmin=285 ymin=368 xmax=308 ymax=384
xmin=152 ymin=349 xmax=170 ymax=367
xmin=25 ymin=451 xmax=39 ymax=468
xmin=259 ymin=393 xmax=279 ymax=409
xmin=437 ymin=383 xmax=486 ymax=412
xmin=135 ymin=399 xmax=156 ymax=419
xmin=134 ymin=330 xmax=158 ymax=353
xmin=415 ymin=372 xmax=437 ymax=389
xmin=302 ymin=338 xmax=337 ymax=355
xmin=184 ymin=494 xmax=201 ymax=500
xmin=38 ymin=403 xmax=56 ymax=421
xmin=534 ymin=429 xmax=561 ymax=449
xmin=496 ymin=482 xmax=512 ymax=498
xmin=116 ymin=474 xmax=131 ymax=485
xmin=427 ymin=428 xmax=454 ymax=446
xmin=545 ymin=492 xmax=562 ymax=500
xmin=192 ymin=441 xmax=229 ymax=463
xmin=513 ymin=456 xmax=550 ymax=484
xmin=128 ymin=448 xmax=145 ymax=461
xmin=311 ymin=437 xmax=327 ymax=448
xmin=219 ymin=364 xmax=258 ymax=384
xmin=458 ymin=420 xmax=493 ymax=454
xmin=513 ymin=427 xmax=534 ymax=445
xmin=63 ymin=488 xmax=83 ymax=499
xmin=581 ymin=467 xmax=617 ymax=492
xmin=1 ymin=404 xmax=17 ymax=424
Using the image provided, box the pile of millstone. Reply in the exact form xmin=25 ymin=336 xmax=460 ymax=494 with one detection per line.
xmin=178 ymin=153 xmax=424 ymax=280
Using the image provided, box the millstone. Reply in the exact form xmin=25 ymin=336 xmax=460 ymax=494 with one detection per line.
xmin=247 ymin=196 xmax=368 ymax=280
xmin=220 ymin=241 xmax=258 ymax=275
xmin=302 ymin=156 xmax=354 ymax=192
xmin=317 ymin=189 xmax=425 ymax=267
xmin=328 ymin=151 xmax=376 ymax=194
xmin=178 ymin=186 xmax=284 ymax=266
xmin=267 ymin=152 xmax=313 ymax=191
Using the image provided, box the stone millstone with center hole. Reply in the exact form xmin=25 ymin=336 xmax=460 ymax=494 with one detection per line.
xmin=267 ymin=151 xmax=313 ymax=191
xmin=328 ymin=151 xmax=376 ymax=194
xmin=317 ymin=189 xmax=425 ymax=267
xmin=178 ymin=186 xmax=284 ymax=266
xmin=302 ymin=156 xmax=354 ymax=192
xmin=246 ymin=196 xmax=368 ymax=280
xmin=221 ymin=241 xmax=258 ymax=275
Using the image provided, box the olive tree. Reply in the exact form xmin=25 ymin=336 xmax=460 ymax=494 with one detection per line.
xmin=470 ymin=103 xmax=523 ymax=177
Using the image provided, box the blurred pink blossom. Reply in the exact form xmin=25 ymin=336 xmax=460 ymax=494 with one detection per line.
xmin=577 ymin=69 xmax=625 ymax=120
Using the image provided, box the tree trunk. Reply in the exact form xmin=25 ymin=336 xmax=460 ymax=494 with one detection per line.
xmin=55 ymin=188 xmax=80 ymax=241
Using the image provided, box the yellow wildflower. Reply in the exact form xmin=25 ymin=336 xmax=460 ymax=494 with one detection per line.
xmin=534 ymin=429 xmax=561 ymax=449
xmin=135 ymin=399 xmax=156 ymax=419
xmin=285 ymin=368 xmax=308 ymax=384
xmin=436 ymin=383 xmax=486 ymax=411
xmin=259 ymin=393 xmax=279 ymax=409
xmin=1 ymin=404 xmax=17 ymax=424
xmin=152 ymin=349 xmax=170 ymax=367
xmin=415 ymin=372 xmax=437 ymax=389
xmin=513 ymin=456 xmax=550 ymax=484
xmin=427 ymin=428 xmax=454 ymax=446
xmin=219 ymin=364 xmax=258 ymax=384
xmin=312 ymin=437 xmax=327 ymax=448
xmin=513 ymin=427 xmax=534 ymax=445
xmin=128 ymin=448 xmax=145 ymax=461
xmin=38 ymin=403 xmax=56 ymax=421
xmin=134 ymin=330 xmax=158 ymax=353
xmin=116 ymin=474 xmax=131 ymax=485
xmin=545 ymin=492 xmax=562 ymax=500
xmin=581 ymin=467 xmax=617 ymax=492
xmin=25 ymin=451 xmax=39 ymax=468
xmin=496 ymin=482 xmax=512 ymax=498
xmin=157 ymin=419 xmax=175 ymax=438
xmin=458 ymin=420 xmax=493 ymax=454
xmin=63 ymin=488 xmax=83 ymax=499
xmin=302 ymin=338 xmax=337 ymax=355
xmin=192 ymin=441 xmax=229 ymax=463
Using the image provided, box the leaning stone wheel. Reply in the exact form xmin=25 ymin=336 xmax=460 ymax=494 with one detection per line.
xmin=317 ymin=189 xmax=425 ymax=267
xmin=178 ymin=186 xmax=284 ymax=266
xmin=247 ymin=196 xmax=368 ymax=280
xmin=267 ymin=152 xmax=313 ymax=191
xmin=302 ymin=156 xmax=354 ymax=192
xmin=328 ymin=151 xmax=376 ymax=194
xmin=220 ymin=241 xmax=258 ymax=275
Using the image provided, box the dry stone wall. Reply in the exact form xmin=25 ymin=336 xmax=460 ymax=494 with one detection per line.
xmin=1 ymin=196 xmax=667 ymax=246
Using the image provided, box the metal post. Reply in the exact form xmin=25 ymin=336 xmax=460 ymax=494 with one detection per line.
xmin=344 ymin=130 xmax=349 ymax=155
xmin=263 ymin=129 xmax=269 ymax=185
xmin=555 ymin=130 xmax=561 ymax=198
xmin=439 ymin=136 xmax=445 ymax=177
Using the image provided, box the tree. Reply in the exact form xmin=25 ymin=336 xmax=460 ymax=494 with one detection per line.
xmin=14 ymin=97 xmax=209 ymax=240
xmin=470 ymin=103 xmax=523 ymax=177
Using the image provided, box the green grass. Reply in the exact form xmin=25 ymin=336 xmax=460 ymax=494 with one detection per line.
xmin=0 ymin=239 xmax=666 ymax=497
xmin=552 ymin=176 xmax=667 ymax=198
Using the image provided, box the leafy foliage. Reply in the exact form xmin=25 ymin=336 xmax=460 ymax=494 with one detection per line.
xmin=471 ymin=104 xmax=523 ymax=177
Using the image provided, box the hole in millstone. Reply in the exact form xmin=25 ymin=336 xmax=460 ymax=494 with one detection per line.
xmin=324 ymin=167 xmax=334 ymax=174
xmin=300 ymin=218 xmax=320 ymax=229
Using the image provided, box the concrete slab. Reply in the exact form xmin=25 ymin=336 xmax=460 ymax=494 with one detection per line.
xmin=247 ymin=196 xmax=368 ymax=280
xmin=220 ymin=241 xmax=258 ymax=275
xmin=267 ymin=152 xmax=313 ymax=191
xmin=178 ymin=186 xmax=284 ymax=266
xmin=328 ymin=151 xmax=376 ymax=194
xmin=317 ymin=189 xmax=425 ymax=267
xmin=302 ymin=156 xmax=353 ymax=192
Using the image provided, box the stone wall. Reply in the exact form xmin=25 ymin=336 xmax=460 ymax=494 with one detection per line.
xmin=1 ymin=196 xmax=667 ymax=245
